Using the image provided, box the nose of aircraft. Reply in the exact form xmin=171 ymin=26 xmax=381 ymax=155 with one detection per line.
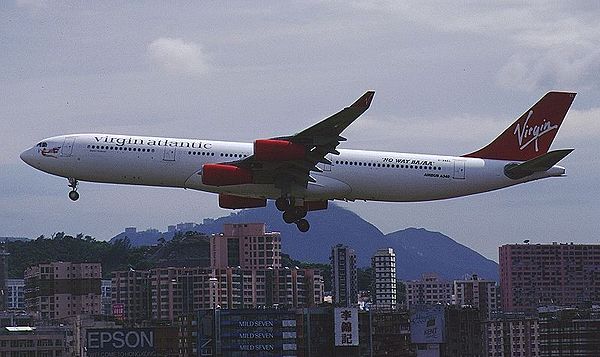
xmin=20 ymin=148 xmax=34 ymax=166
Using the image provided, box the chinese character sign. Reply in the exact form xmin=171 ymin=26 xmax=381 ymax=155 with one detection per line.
xmin=112 ymin=303 xmax=125 ymax=321
xmin=334 ymin=307 xmax=359 ymax=346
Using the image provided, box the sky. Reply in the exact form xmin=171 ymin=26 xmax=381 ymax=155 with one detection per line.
xmin=1 ymin=1 xmax=599 ymax=261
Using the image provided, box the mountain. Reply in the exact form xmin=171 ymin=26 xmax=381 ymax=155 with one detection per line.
xmin=111 ymin=203 xmax=499 ymax=281
xmin=384 ymin=228 xmax=498 ymax=281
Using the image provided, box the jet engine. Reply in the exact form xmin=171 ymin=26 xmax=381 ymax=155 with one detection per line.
xmin=202 ymin=164 xmax=253 ymax=186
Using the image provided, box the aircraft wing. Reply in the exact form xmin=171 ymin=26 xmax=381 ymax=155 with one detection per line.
xmin=229 ymin=91 xmax=375 ymax=192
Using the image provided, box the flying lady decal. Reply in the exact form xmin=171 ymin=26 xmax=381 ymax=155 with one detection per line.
xmin=40 ymin=147 xmax=60 ymax=158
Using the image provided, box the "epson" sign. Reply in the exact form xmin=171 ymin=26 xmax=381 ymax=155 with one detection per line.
xmin=87 ymin=328 xmax=154 ymax=352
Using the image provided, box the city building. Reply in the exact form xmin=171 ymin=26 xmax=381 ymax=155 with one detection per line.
xmin=71 ymin=314 xmax=118 ymax=357
xmin=485 ymin=312 xmax=539 ymax=357
xmin=452 ymin=274 xmax=498 ymax=319
xmin=183 ymin=307 xmax=413 ymax=357
xmin=111 ymin=269 xmax=151 ymax=322
xmin=371 ymin=248 xmax=397 ymax=309
xmin=180 ymin=308 xmax=298 ymax=357
xmin=210 ymin=223 xmax=282 ymax=269
xmin=359 ymin=309 xmax=413 ymax=357
xmin=101 ymin=279 xmax=111 ymax=316
xmin=444 ymin=306 xmax=484 ymax=357
xmin=0 ymin=247 xmax=8 ymax=311
xmin=538 ymin=306 xmax=600 ymax=356
xmin=411 ymin=305 xmax=483 ymax=357
xmin=0 ymin=311 xmax=34 ymax=327
xmin=0 ymin=325 xmax=73 ymax=356
xmin=500 ymin=243 xmax=600 ymax=312
xmin=296 ymin=307 xmax=334 ymax=357
xmin=24 ymin=262 xmax=102 ymax=320
xmin=148 ymin=266 xmax=323 ymax=322
xmin=5 ymin=279 xmax=25 ymax=310
xmin=404 ymin=273 xmax=453 ymax=308
xmin=75 ymin=319 xmax=179 ymax=357
xmin=176 ymin=222 xmax=195 ymax=233
xmin=330 ymin=244 xmax=358 ymax=307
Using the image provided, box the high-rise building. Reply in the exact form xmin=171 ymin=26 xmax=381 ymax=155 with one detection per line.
xmin=485 ymin=313 xmax=539 ymax=357
xmin=101 ymin=279 xmax=112 ymax=316
xmin=0 ymin=246 xmax=9 ymax=311
xmin=330 ymin=244 xmax=358 ymax=307
xmin=371 ymin=248 xmax=397 ymax=309
xmin=148 ymin=266 xmax=323 ymax=322
xmin=111 ymin=269 xmax=151 ymax=322
xmin=210 ymin=223 xmax=282 ymax=269
xmin=5 ymin=278 xmax=25 ymax=310
xmin=452 ymin=274 xmax=498 ymax=319
xmin=500 ymin=243 xmax=600 ymax=312
xmin=24 ymin=262 xmax=102 ymax=320
xmin=538 ymin=306 xmax=600 ymax=356
xmin=404 ymin=273 xmax=453 ymax=308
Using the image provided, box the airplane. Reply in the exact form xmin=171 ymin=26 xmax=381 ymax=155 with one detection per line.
xmin=20 ymin=91 xmax=576 ymax=232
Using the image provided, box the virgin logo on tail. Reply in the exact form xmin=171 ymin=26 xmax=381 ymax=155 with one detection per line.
xmin=462 ymin=91 xmax=575 ymax=161
xmin=513 ymin=110 xmax=559 ymax=152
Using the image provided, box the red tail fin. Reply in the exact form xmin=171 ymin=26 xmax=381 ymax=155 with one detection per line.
xmin=463 ymin=91 xmax=576 ymax=161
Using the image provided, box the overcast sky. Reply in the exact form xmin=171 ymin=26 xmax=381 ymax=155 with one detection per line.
xmin=1 ymin=1 xmax=599 ymax=260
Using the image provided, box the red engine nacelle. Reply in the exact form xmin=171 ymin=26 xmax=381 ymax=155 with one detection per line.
xmin=202 ymin=164 xmax=253 ymax=186
xmin=219 ymin=194 xmax=267 ymax=209
xmin=254 ymin=139 xmax=305 ymax=161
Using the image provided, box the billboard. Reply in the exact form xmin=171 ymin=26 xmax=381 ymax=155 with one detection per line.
xmin=86 ymin=328 xmax=155 ymax=357
xmin=112 ymin=303 xmax=125 ymax=320
xmin=217 ymin=309 xmax=298 ymax=355
xmin=334 ymin=307 xmax=359 ymax=346
xmin=410 ymin=305 xmax=445 ymax=343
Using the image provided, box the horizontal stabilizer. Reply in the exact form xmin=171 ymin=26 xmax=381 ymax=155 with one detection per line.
xmin=504 ymin=149 xmax=573 ymax=179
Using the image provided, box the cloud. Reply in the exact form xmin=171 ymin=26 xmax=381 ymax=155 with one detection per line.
xmin=16 ymin=0 xmax=48 ymax=10
xmin=371 ymin=2 xmax=600 ymax=93
xmin=147 ymin=37 xmax=209 ymax=76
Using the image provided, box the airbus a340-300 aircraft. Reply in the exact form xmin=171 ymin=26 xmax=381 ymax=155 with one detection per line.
xmin=21 ymin=91 xmax=575 ymax=232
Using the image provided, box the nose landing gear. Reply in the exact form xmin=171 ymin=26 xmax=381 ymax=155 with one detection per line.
xmin=276 ymin=197 xmax=310 ymax=232
xmin=68 ymin=178 xmax=79 ymax=201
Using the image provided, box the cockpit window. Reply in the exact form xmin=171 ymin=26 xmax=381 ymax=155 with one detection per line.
xmin=36 ymin=142 xmax=48 ymax=148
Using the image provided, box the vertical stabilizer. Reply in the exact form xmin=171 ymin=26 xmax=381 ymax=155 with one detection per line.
xmin=463 ymin=92 xmax=576 ymax=161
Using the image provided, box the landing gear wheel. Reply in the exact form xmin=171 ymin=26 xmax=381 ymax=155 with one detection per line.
xmin=275 ymin=197 xmax=292 ymax=212
xmin=293 ymin=207 xmax=307 ymax=219
xmin=68 ymin=190 xmax=79 ymax=201
xmin=296 ymin=219 xmax=310 ymax=232
xmin=67 ymin=178 xmax=79 ymax=201
xmin=283 ymin=211 xmax=297 ymax=224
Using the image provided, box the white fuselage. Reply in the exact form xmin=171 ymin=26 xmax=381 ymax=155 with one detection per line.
xmin=20 ymin=134 xmax=566 ymax=202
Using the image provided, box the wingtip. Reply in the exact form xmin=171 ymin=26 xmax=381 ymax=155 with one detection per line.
xmin=350 ymin=90 xmax=375 ymax=109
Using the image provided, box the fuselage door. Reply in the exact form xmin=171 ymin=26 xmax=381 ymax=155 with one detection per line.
xmin=60 ymin=137 xmax=75 ymax=157
xmin=453 ymin=160 xmax=465 ymax=179
xmin=163 ymin=147 xmax=176 ymax=161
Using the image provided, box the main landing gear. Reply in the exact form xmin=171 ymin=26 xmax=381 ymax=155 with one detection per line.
xmin=68 ymin=178 xmax=79 ymax=201
xmin=276 ymin=197 xmax=310 ymax=232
